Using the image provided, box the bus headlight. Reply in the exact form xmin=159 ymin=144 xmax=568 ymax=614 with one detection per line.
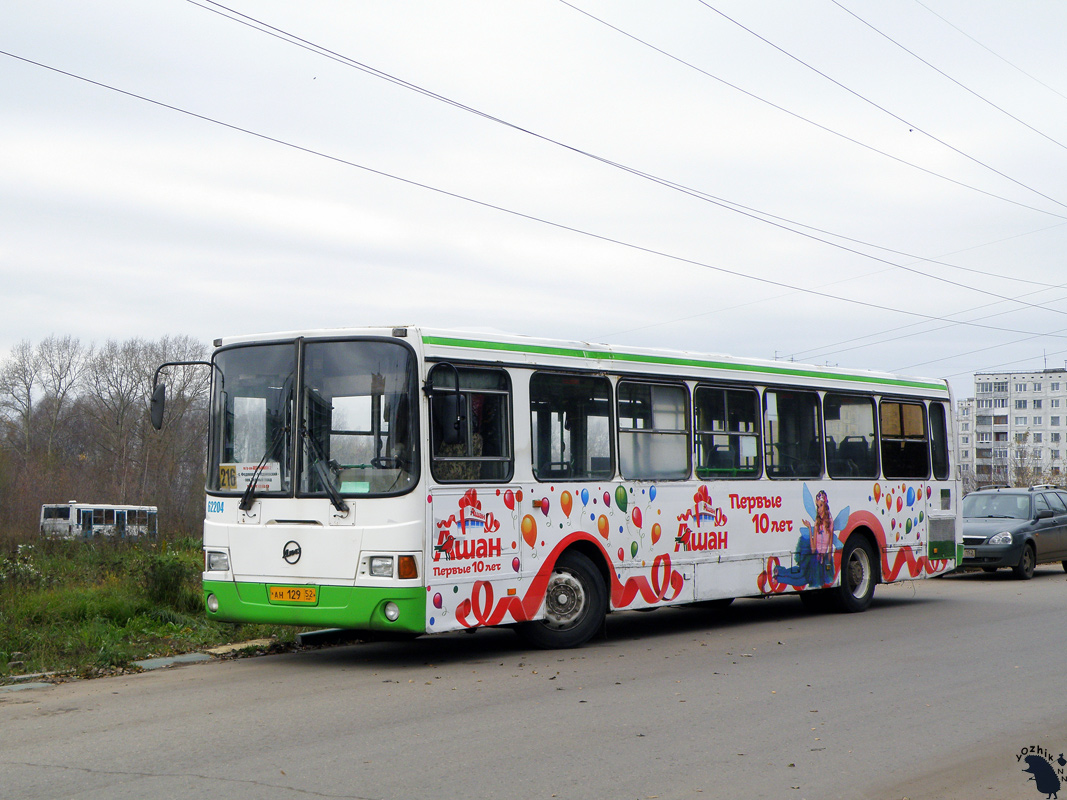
xmin=384 ymin=601 xmax=400 ymax=622
xmin=369 ymin=556 xmax=394 ymax=577
xmin=206 ymin=551 xmax=230 ymax=571
xmin=206 ymin=593 xmax=219 ymax=613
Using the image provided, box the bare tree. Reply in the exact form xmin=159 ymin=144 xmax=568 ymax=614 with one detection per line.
xmin=0 ymin=339 xmax=39 ymax=462
xmin=36 ymin=335 xmax=88 ymax=462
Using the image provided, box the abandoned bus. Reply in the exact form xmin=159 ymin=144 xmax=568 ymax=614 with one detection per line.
xmin=151 ymin=327 xmax=960 ymax=648
xmin=40 ymin=502 xmax=158 ymax=539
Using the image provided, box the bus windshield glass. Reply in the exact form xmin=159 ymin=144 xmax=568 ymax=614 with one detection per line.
xmin=300 ymin=339 xmax=419 ymax=497
xmin=209 ymin=342 xmax=296 ymax=495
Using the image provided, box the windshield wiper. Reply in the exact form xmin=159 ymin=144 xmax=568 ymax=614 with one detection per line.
xmin=239 ymin=423 xmax=289 ymax=512
xmin=301 ymin=426 xmax=348 ymax=514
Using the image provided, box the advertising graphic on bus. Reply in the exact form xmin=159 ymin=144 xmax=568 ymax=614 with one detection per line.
xmin=40 ymin=502 xmax=158 ymax=539
xmin=151 ymin=326 xmax=960 ymax=648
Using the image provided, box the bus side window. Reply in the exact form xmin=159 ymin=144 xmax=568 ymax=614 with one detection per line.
xmin=880 ymin=400 xmax=930 ymax=479
xmin=764 ymin=389 xmax=823 ymax=479
xmin=693 ymin=386 xmax=760 ymax=479
xmin=929 ymin=401 xmax=950 ymax=480
xmin=617 ymin=381 xmax=689 ymax=481
xmin=824 ymin=394 xmax=878 ymax=479
xmin=429 ymin=366 xmax=512 ymax=483
xmin=531 ymin=373 xmax=613 ymax=482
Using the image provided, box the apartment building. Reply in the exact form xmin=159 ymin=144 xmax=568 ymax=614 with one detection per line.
xmin=968 ymin=368 xmax=1067 ymax=487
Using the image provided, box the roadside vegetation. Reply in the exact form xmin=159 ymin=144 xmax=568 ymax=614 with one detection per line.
xmin=0 ymin=534 xmax=303 ymax=681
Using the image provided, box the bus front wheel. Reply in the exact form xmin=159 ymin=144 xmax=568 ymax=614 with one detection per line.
xmin=517 ymin=551 xmax=606 ymax=649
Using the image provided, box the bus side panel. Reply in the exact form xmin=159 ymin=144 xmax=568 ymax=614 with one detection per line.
xmin=427 ymin=488 xmax=523 ymax=634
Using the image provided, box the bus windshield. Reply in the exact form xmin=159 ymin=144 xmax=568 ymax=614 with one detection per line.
xmin=208 ymin=338 xmax=419 ymax=499
xmin=301 ymin=339 xmax=419 ymax=497
xmin=210 ymin=343 xmax=296 ymax=495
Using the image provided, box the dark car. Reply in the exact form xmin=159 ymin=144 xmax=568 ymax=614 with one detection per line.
xmin=961 ymin=486 xmax=1067 ymax=579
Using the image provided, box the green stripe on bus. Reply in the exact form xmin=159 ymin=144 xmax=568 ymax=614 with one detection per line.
xmin=422 ymin=335 xmax=948 ymax=393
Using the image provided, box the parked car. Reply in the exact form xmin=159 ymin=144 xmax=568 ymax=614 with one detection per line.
xmin=961 ymin=486 xmax=1067 ymax=579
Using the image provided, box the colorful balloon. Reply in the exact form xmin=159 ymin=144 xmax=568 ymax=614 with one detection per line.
xmin=919 ymin=511 xmax=925 ymax=523
xmin=521 ymin=514 xmax=537 ymax=547
xmin=581 ymin=488 xmax=590 ymax=507
xmin=516 ymin=489 xmax=524 ymax=503
xmin=615 ymin=485 xmax=628 ymax=513
xmin=651 ymin=522 xmax=662 ymax=545
xmin=503 ymin=489 xmax=515 ymax=511
xmin=597 ymin=515 xmax=609 ymax=539
xmin=617 ymin=547 xmax=625 ymax=561
xmin=433 ymin=593 xmax=443 ymax=609
xmin=604 ymin=492 xmax=611 ymax=506
xmin=926 ymin=485 xmax=932 ymax=499
xmin=649 ymin=486 xmax=657 ymax=503
xmin=906 ymin=487 xmax=916 ymax=507
xmin=886 ymin=495 xmax=892 ymax=511
xmin=905 ymin=517 xmax=913 ymax=534
xmin=896 ymin=496 xmax=903 ymax=512
xmin=632 ymin=507 xmax=642 ymax=528
xmin=873 ymin=483 xmax=881 ymax=503
xmin=630 ymin=541 xmax=638 ymax=558
xmin=512 ymin=557 xmax=520 ymax=572
xmin=561 ymin=491 xmax=573 ymax=518
xmin=540 ymin=497 xmax=551 ymax=516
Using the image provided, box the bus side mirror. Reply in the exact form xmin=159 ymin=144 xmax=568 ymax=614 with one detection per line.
xmin=150 ymin=383 xmax=166 ymax=430
xmin=432 ymin=394 xmax=465 ymax=446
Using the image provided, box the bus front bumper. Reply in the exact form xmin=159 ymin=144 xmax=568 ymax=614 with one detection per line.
xmin=202 ymin=580 xmax=426 ymax=634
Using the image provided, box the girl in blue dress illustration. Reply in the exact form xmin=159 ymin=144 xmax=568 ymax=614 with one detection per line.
xmin=774 ymin=486 xmax=848 ymax=588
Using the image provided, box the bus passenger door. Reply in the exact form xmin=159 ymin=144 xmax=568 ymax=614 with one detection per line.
xmin=427 ymin=488 xmax=522 ymax=634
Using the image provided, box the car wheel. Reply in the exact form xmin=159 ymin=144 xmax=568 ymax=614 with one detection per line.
xmin=831 ymin=536 xmax=877 ymax=612
xmin=516 ymin=551 xmax=606 ymax=649
xmin=1012 ymin=543 xmax=1036 ymax=580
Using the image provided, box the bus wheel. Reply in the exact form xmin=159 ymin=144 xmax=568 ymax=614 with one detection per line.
xmin=517 ymin=551 xmax=606 ymax=649
xmin=831 ymin=537 xmax=877 ymax=613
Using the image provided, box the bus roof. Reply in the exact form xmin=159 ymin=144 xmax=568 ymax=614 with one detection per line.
xmin=213 ymin=326 xmax=951 ymax=397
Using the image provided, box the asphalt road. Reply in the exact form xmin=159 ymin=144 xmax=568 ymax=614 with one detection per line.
xmin=2 ymin=567 xmax=1066 ymax=800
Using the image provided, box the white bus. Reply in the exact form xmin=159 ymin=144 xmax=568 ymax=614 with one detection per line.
xmin=40 ymin=502 xmax=158 ymax=539
xmin=152 ymin=327 xmax=960 ymax=648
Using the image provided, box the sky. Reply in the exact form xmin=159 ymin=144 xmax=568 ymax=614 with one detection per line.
xmin=3 ymin=0 xmax=1067 ymax=401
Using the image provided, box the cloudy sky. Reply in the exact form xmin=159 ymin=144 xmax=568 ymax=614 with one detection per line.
xmin=4 ymin=0 xmax=1067 ymax=399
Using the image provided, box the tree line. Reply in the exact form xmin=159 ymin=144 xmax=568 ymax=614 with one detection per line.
xmin=0 ymin=335 xmax=210 ymax=543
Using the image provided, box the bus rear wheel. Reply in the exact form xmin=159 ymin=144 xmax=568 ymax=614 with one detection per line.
xmin=517 ymin=551 xmax=606 ymax=649
xmin=831 ymin=536 xmax=877 ymax=613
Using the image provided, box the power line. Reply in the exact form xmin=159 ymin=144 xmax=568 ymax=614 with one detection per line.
xmin=913 ymin=0 xmax=1067 ymax=106
xmin=559 ymin=0 xmax=1067 ymax=222
xmin=694 ymin=0 xmax=1067 ymax=213
xmin=831 ymin=0 xmax=1067 ymax=153
xmin=3 ymin=47 xmax=1066 ymax=346
xmin=183 ymin=1 xmax=1067 ymax=317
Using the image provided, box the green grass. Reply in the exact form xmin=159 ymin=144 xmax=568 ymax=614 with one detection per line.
xmin=0 ymin=536 xmax=305 ymax=680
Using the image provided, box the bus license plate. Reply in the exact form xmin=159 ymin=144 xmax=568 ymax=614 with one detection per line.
xmin=963 ymin=549 xmax=975 ymax=559
xmin=269 ymin=586 xmax=318 ymax=604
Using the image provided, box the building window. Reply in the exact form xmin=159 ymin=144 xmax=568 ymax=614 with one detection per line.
xmin=976 ymin=382 xmax=992 ymax=393
xmin=1015 ymin=416 xmax=1027 ymax=426
xmin=1034 ymin=383 xmax=1042 ymax=392
xmin=1053 ymin=433 xmax=1061 ymax=443
xmin=1053 ymin=417 xmax=1061 ymax=426
xmin=994 ymin=382 xmax=1008 ymax=392
xmin=1034 ymin=433 xmax=1043 ymax=443
xmin=1034 ymin=399 xmax=1043 ymax=409
xmin=1052 ymin=383 xmax=1060 ymax=392
xmin=994 ymin=399 xmax=1008 ymax=408
xmin=1034 ymin=416 xmax=1043 ymax=426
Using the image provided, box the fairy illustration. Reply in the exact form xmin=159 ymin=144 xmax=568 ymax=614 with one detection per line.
xmin=773 ymin=485 xmax=849 ymax=588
